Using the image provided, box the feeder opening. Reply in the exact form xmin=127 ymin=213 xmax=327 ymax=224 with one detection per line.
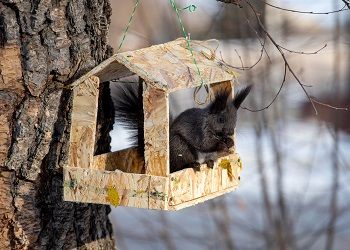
xmin=94 ymin=74 xmax=146 ymax=174
xmin=168 ymin=80 xmax=235 ymax=174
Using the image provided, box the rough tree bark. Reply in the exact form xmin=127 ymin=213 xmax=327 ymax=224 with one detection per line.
xmin=0 ymin=0 xmax=115 ymax=249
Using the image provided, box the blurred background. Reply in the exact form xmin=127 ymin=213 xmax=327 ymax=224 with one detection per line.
xmin=107 ymin=0 xmax=350 ymax=249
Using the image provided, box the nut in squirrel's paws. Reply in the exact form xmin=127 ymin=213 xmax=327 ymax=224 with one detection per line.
xmin=223 ymin=137 xmax=234 ymax=148
xmin=227 ymin=147 xmax=235 ymax=154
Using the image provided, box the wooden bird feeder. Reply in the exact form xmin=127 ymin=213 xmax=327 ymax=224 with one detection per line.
xmin=63 ymin=38 xmax=243 ymax=210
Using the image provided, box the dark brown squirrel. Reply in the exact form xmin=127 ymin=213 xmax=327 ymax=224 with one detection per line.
xmin=112 ymin=82 xmax=251 ymax=173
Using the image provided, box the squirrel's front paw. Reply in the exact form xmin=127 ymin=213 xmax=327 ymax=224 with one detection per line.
xmin=206 ymin=160 xmax=215 ymax=168
xmin=189 ymin=162 xmax=201 ymax=171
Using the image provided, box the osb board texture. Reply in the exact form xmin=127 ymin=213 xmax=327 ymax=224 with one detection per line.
xmin=169 ymin=188 xmax=237 ymax=211
xmin=168 ymin=153 xmax=242 ymax=208
xmin=71 ymin=38 xmax=235 ymax=92
xmin=117 ymin=38 xmax=235 ymax=92
xmin=143 ymin=85 xmax=169 ymax=176
xmin=69 ymin=76 xmax=100 ymax=169
xmin=93 ymin=147 xmax=145 ymax=173
xmin=64 ymin=167 xmax=168 ymax=210
xmin=149 ymin=175 xmax=169 ymax=210
xmin=64 ymin=152 xmax=242 ymax=210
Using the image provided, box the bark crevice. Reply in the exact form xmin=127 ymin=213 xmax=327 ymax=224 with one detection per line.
xmin=1 ymin=0 xmax=115 ymax=249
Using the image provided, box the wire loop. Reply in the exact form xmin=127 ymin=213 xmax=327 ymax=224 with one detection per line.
xmin=182 ymin=4 xmax=197 ymax=12
xmin=169 ymin=0 xmax=211 ymax=105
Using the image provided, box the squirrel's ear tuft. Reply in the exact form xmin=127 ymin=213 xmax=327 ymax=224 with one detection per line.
xmin=209 ymin=89 xmax=230 ymax=113
xmin=233 ymin=85 xmax=252 ymax=109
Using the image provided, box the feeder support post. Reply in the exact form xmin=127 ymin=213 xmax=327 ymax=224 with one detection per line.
xmin=143 ymin=83 xmax=170 ymax=176
xmin=68 ymin=76 xmax=100 ymax=169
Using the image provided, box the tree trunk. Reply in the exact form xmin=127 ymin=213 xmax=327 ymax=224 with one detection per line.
xmin=0 ymin=0 xmax=115 ymax=249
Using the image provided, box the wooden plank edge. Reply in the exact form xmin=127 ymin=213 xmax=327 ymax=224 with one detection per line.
xmin=168 ymin=185 xmax=239 ymax=211
xmin=69 ymin=54 xmax=120 ymax=87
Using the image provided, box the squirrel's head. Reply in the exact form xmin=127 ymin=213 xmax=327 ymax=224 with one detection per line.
xmin=207 ymin=85 xmax=252 ymax=138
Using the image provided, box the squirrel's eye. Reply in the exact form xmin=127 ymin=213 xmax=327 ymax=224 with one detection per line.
xmin=218 ymin=116 xmax=225 ymax=123
xmin=217 ymin=132 xmax=224 ymax=137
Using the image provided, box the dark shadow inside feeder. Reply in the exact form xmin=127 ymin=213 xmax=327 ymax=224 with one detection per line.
xmin=110 ymin=75 xmax=144 ymax=152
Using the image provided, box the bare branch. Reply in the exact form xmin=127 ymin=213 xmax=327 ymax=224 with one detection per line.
xmin=216 ymin=0 xmax=349 ymax=114
xmin=217 ymin=0 xmax=349 ymax=13
xmin=310 ymin=98 xmax=349 ymax=111
xmin=234 ymin=49 xmax=244 ymax=68
xmin=262 ymin=1 xmax=348 ymax=14
xmin=216 ymin=0 xmax=243 ymax=8
xmin=241 ymin=63 xmax=287 ymax=112
xmin=279 ymin=43 xmax=327 ymax=55
xmin=341 ymin=0 xmax=350 ymax=9
xmin=242 ymin=12 xmax=272 ymax=62
xmin=243 ymin=0 xmax=319 ymax=114
xmin=218 ymin=37 xmax=266 ymax=71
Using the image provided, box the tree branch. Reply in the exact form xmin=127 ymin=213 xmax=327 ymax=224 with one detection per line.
xmin=262 ymin=1 xmax=348 ymax=14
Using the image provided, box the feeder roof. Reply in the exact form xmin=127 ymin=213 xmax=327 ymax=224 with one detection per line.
xmin=71 ymin=38 xmax=236 ymax=92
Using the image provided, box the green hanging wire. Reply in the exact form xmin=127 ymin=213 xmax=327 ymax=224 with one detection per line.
xmin=117 ymin=0 xmax=140 ymax=52
xmin=168 ymin=0 xmax=210 ymax=105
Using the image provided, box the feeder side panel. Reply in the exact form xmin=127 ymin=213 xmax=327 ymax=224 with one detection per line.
xmin=143 ymin=84 xmax=169 ymax=176
xmin=68 ymin=76 xmax=99 ymax=169
xmin=63 ymin=167 xmax=152 ymax=208
xmin=168 ymin=153 xmax=241 ymax=208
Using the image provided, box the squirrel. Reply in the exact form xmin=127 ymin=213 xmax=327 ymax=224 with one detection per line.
xmin=112 ymin=81 xmax=251 ymax=173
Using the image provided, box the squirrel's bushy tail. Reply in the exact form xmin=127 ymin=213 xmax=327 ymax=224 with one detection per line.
xmin=113 ymin=82 xmax=144 ymax=152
